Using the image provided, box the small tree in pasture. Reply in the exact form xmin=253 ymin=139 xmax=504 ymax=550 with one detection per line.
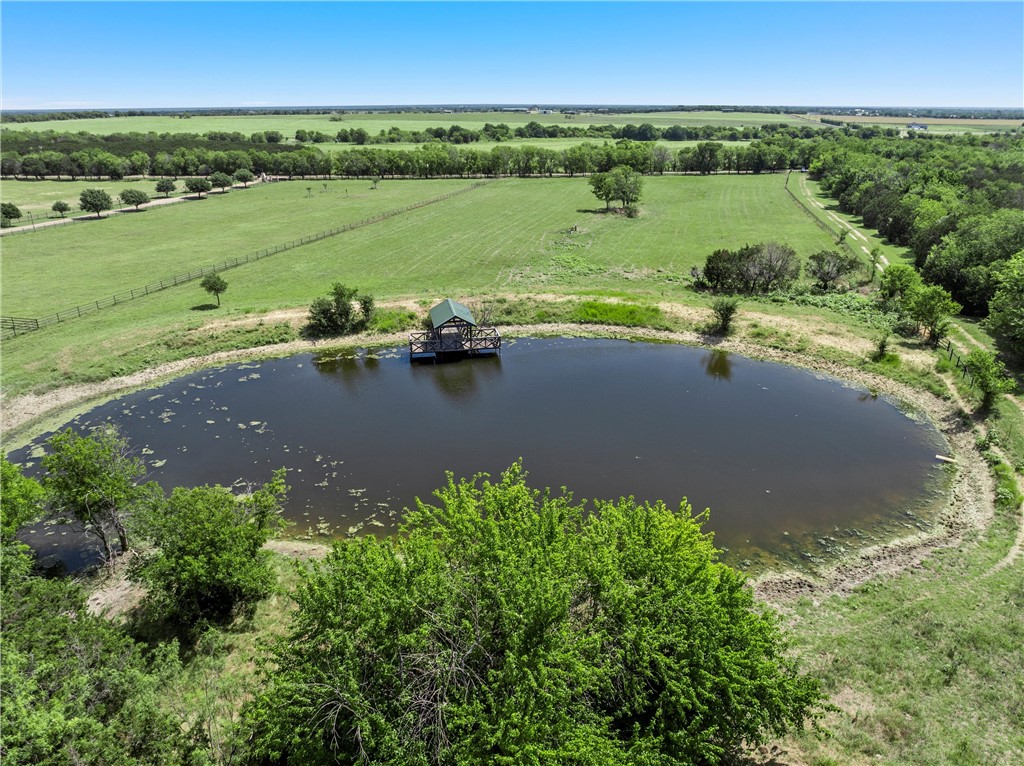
xmin=79 ymin=188 xmax=114 ymax=218
xmin=155 ymin=178 xmax=177 ymax=197
xmin=119 ymin=188 xmax=150 ymax=211
xmin=185 ymin=177 xmax=213 ymax=198
xmin=200 ymin=272 xmax=228 ymax=306
xmin=209 ymin=171 xmax=233 ymax=192
xmin=51 ymin=200 xmax=71 ymax=218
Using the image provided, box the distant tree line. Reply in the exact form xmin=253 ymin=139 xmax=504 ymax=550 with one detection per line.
xmin=0 ymin=136 xmax=828 ymax=183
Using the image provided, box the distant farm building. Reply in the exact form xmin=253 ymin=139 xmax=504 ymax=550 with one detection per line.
xmin=409 ymin=299 xmax=501 ymax=360
xmin=907 ymin=123 xmax=929 ymax=130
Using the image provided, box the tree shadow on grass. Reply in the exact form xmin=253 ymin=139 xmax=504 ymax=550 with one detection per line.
xmin=191 ymin=303 xmax=219 ymax=311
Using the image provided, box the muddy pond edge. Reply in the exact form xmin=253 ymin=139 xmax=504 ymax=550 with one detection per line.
xmin=1 ymin=322 xmax=993 ymax=605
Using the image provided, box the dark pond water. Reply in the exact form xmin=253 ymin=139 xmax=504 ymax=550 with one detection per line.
xmin=13 ymin=338 xmax=950 ymax=572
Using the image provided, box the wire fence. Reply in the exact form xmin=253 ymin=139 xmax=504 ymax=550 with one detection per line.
xmin=1 ymin=180 xmax=491 ymax=340
xmin=783 ymin=170 xmax=859 ymax=259
xmin=943 ymin=339 xmax=975 ymax=387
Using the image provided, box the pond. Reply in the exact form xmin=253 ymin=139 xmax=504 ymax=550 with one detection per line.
xmin=13 ymin=338 xmax=950 ymax=572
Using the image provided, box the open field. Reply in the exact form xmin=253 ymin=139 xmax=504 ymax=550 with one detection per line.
xmin=807 ymin=112 xmax=1022 ymax=134
xmin=1 ymin=178 xmax=473 ymax=315
xmin=9 ymin=110 xmax=816 ymax=137
xmin=2 ymin=174 xmax=836 ymax=317
xmin=0 ymin=177 xmax=192 ymax=217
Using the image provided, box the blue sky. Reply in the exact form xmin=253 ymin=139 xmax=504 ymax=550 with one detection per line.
xmin=2 ymin=2 xmax=1021 ymax=109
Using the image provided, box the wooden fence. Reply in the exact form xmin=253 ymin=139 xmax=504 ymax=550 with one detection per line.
xmin=1 ymin=180 xmax=491 ymax=340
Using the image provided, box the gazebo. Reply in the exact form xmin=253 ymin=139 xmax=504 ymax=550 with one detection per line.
xmin=409 ymin=299 xmax=501 ymax=360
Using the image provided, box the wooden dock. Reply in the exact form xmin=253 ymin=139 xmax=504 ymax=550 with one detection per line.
xmin=409 ymin=326 xmax=501 ymax=359
xmin=409 ymin=298 xmax=501 ymax=360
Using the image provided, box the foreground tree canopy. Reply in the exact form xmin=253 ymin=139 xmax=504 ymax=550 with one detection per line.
xmin=245 ymin=463 xmax=821 ymax=765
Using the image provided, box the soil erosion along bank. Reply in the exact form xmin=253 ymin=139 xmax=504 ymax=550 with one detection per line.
xmin=0 ymin=307 xmax=995 ymax=604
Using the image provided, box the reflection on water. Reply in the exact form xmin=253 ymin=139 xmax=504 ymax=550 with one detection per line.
xmin=701 ymin=349 xmax=732 ymax=381
xmin=10 ymin=338 xmax=949 ymax=573
xmin=408 ymin=354 xmax=503 ymax=402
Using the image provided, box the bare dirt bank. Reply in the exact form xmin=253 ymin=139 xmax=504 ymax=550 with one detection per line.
xmin=4 ymin=319 xmax=996 ymax=604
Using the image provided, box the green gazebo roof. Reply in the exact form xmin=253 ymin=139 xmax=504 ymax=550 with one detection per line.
xmin=429 ymin=299 xmax=476 ymax=329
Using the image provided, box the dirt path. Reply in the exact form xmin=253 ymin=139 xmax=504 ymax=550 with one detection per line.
xmin=796 ymin=174 xmax=887 ymax=267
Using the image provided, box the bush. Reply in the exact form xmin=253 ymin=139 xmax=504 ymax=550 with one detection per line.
xmin=697 ymin=242 xmax=800 ymax=295
xmin=303 ymin=283 xmax=375 ymax=338
xmin=709 ymin=296 xmax=740 ymax=334
xmin=964 ymin=349 xmax=1014 ymax=409
xmin=130 ymin=469 xmax=287 ymax=626
xmin=242 ymin=464 xmax=822 ymax=764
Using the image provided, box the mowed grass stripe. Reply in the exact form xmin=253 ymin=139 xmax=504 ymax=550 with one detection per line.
xmin=1 ymin=179 xmax=476 ymax=315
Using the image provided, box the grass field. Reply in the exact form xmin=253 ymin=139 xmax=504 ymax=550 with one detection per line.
xmin=2 ymin=174 xmax=835 ymax=317
xmin=806 ymin=113 xmax=1021 ymax=134
xmin=0 ymin=177 xmax=192 ymax=217
xmin=0 ymin=173 xmax=847 ymax=395
xmin=9 ymin=110 xmax=816 ymax=137
xmin=1 ymin=178 xmax=473 ymax=315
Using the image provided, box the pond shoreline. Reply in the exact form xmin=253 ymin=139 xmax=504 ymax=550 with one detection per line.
xmin=2 ymin=323 xmax=994 ymax=605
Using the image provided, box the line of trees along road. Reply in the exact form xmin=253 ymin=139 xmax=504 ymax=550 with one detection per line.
xmin=1 ymin=121 xmax=900 ymax=181
xmin=1 ymin=136 xmax=820 ymax=182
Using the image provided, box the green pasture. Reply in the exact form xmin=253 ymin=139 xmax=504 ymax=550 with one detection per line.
xmin=0 ymin=177 xmax=189 ymax=217
xmin=2 ymin=174 xmax=836 ymax=318
xmin=1 ymin=173 xmax=844 ymax=396
xmin=12 ymin=110 xmax=814 ymax=137
xmin=1 ymin=178 xmax=472 ymax=315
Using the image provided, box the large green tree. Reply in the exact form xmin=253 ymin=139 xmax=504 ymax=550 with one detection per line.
xmin=986 ymin=250 xmax=1024 ymax=353
xmin=155 ymin=178 xmax=176 ymax=197
xmin=0 ymin=458 xmax=44 ymax=542
xmin=1 ymin=567 xmax=203 ymax=764
xmin=185 ymin=177 xmax=213 ymax=198
xmin=910 ymin=284 xmax=961 ymax=345
xmin=78 ymin=187 xmax=113 ymax=218
xmin=243 ymin=464 xmax=821 ymax=765
xmin=119 ymin=188 xmax=150 ymax=210
xmin=130 ymin=470 xmax=287 ymax=625
xmin=42 ymin=426 xmax=160 ymax=563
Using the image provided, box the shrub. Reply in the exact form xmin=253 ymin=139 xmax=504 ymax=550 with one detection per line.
xmin=130 ymin=470 xmax=287 ymax=626
xmin=303 ymin=283 xmax=375 ymax=338
xmin=242 ymin=464 xmax=823 ymax=764
xmin=710 ymin=296 xmax=740 ymax=334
